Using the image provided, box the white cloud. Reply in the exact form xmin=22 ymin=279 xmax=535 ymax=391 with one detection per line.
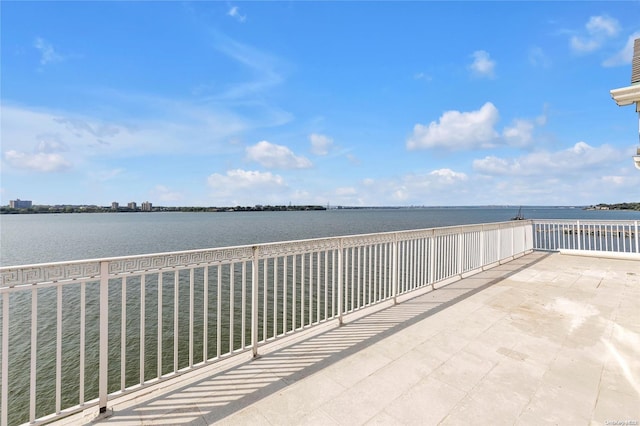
xmin=227 ymin=6 xmax=246 ymax=23
xmin=603 ymin=32 xmax=640 ymax=67
xmin=310 ymin=133 xmax=334 ymax=156
xmin=407 ymin=103 xmax=548 ymax=151
xmin=208 ymin=169 xmax=284 ymax=189
xmin=414 ymin=72 xmax=432 ymax=81
xmin=36 ymin=136 xmax=69 ymax=154
xmin=88 ymin=168 xmax=125 ymax=182
xmin=1 ymin=102 xmax=246 ymax=164
xmin=469 ymin=50 xmax=496 ymax=78
xmin=335 ymin=187 xmax=357 ymax=196
xmin=4 ymin=150 xmax=71 ymax=172
xmin=3 ymin=126 xmax=73 ymax=172
xmin=346 ymin=154 xmax=360 ymax=165
xmin=570 ymin=37 xmax=600 ymax=53
xmin=33 ymin=37 xmax=63 ymax=65
xmin=210 ymin=32 xmax=284 ymax=101
xmin=602 ymin=175 xmax=626 ymax=185
xmin=407 ymin=102 xmax=500 ymax=150
xmin=473 ymin=141 xmax=622 ymax=176
xmin=529 ymin=47 xmax=551 ymax=68
xmin=207 ymin=169 xmax=288 ymax=205
xmin=570 ymin=15 xmax=620 ymax=54
xmin=336 ymin=168 xmax=470 ymax=206
xmin=502 ymin=119 xmax=535 ymax=147
xmin=150 ymin=185 xmax=184 ymax=203
xmin=429 ymin=168 xmax=468 ymax=183
xmin=246 ymin=140 xmax=312 ymax=169
xmin=586 ymin=15 xmax=619 ymax=37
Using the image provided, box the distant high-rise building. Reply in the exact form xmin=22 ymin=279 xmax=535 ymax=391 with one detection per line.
xmin=111 ymin=202 xmax=119 ymax=210
xmin=128 ymin=202 xmax=137 ymax=210
xmin=10 ymin=199 xmax=32 ymax=209
xmin=141 ymin=201 xmax=152 ymax=212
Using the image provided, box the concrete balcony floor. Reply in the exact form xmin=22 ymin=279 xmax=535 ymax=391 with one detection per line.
xmin=56 ymin=252 xmax=640 ymax=425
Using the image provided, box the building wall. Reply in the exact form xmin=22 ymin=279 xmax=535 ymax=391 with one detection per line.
xmin=10 ymin=199 xmax=32 ymax=208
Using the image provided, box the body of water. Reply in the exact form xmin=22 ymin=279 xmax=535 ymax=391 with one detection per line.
xmin=2 ymin=206 xmax=639 ymax=266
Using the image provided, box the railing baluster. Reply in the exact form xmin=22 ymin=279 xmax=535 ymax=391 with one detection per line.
xmin=251 ymin=248 xmax=259 ymax=357
xmin=80 ymin=282 xmax=85 ymax=405
xmin=174 ymin=271 xmax=179 ymax=371
xmin=457 ymin=233 xmax=463 ymax=275
xmin=241 ymin=262 xmax=246 ymax=348
xmin=203 ymin=266 xmax=208 ymax=361
xmin=158 ymin=272 xmax=163 ymax=378
xmin=262 ymin=259 xmax=267 ymax=339
xmin=283 ymin=256 xmax=288 ymax=332
xmin=364 ymin=246 xmax=368 ymax=303
xmin=121 ymin=276 xmax=126 ymax=390
xmin=229 ymin=263 xmax=234 ymax=352
xmin=349 ymin=248 xmax=354 ymax=311
xmin=189 ymin=268 xmax=194 ymax=368
xmin=355 ymin=247 xmax=360 ymax=309
xmin=292 ymin=255 xmax=297 ymax=331
xmin=56 ymin=284 xmax=62 ymax=414
xmin=373 ymin=244 xmax=378 ymax=302
xmin=273 ymin=258 xmax=277 ymax=338
xmin=418 ymin=238 xmax=424 ymax=287
xmin=331 ymin=250 xmax=336 ymax=317
xmin=383 ymin=243 xmax=388 ymax=298
xmin=2 ymin=292 xmax=9 ymax=426
xmin=216 ymin=265 xmax=221 ymax=359
xmin=301 ymin=254 xmax=305 ymax=327
xmin=337 ymin=239 xmax=344 ymax=325
xmin=141 ymin=274 xmax=146 ymax=383
xmin=98 ymin=261 xmax=109 ymax=414
xmin=308 ymin=253 xmax=313 ymax=324
xmin=392 ymin=235 xmax=398 ymax=303
xmin=403 ymin=240 xmax=408 ymax=292
xmin=29 ymin=287 xmax=37 ymax=423
xmin=316 ymin=252 xmax=321 ymax=323
xmin=324 ymin=251 xmax=328 ymax=320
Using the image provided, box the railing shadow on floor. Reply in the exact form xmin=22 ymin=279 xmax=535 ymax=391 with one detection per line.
xmin=90 ymin=252 xmax=551 ymax=425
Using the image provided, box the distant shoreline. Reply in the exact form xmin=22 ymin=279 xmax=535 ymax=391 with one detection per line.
xmin=0 ymin=204 xmax=328 ymax=214
xmin=583 ymin=202 xmax=640 ymax=211
xmin=4 ymin=203 xmax=640 ymax=215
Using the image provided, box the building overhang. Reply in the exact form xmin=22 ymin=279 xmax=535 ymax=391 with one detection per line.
xmin=610 ymin=84 xmax=640 ymax=108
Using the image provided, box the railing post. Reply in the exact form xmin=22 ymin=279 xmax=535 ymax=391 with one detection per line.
xmin=98 ymin=261 xmax=109 ymax=414
xmin=251 ymin=246 xmax=259 ymax=357
xmin=392 ymin=233 xmax=398 ymax=304
xmin=337 ymin=239 xmax=344 ymax=325
xmin=635 ymin=221 xmax=639 ymax=254
xmin=577 ymin=220 xmax=581 ymax=251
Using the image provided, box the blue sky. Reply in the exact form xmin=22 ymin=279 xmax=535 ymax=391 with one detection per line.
xmin=2 ymin=1 xmax=639 ymax=207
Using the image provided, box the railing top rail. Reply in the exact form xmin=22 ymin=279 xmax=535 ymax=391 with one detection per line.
xmin=532 ymin=219 xmax=638 ymax=225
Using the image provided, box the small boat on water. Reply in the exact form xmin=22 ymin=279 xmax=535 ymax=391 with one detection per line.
xmin=511 ymin=207 xmax=525 ymax=220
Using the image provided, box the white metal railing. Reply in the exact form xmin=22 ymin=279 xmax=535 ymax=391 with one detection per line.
xmin=0 ymin=221 xmax=532 ymax=425
xmin=532 ymin=219 xmax=639 ymax=254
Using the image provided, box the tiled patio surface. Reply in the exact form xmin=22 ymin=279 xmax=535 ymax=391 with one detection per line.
xmin=56 ymin=252 xmax=640 ymax=425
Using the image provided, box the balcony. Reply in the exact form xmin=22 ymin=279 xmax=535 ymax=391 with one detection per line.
xmin=1 ymin=220 xmax=638 ymax=425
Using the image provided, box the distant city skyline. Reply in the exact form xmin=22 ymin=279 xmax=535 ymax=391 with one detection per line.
xmin=2 ymin=2 xmax=639 ymax=207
